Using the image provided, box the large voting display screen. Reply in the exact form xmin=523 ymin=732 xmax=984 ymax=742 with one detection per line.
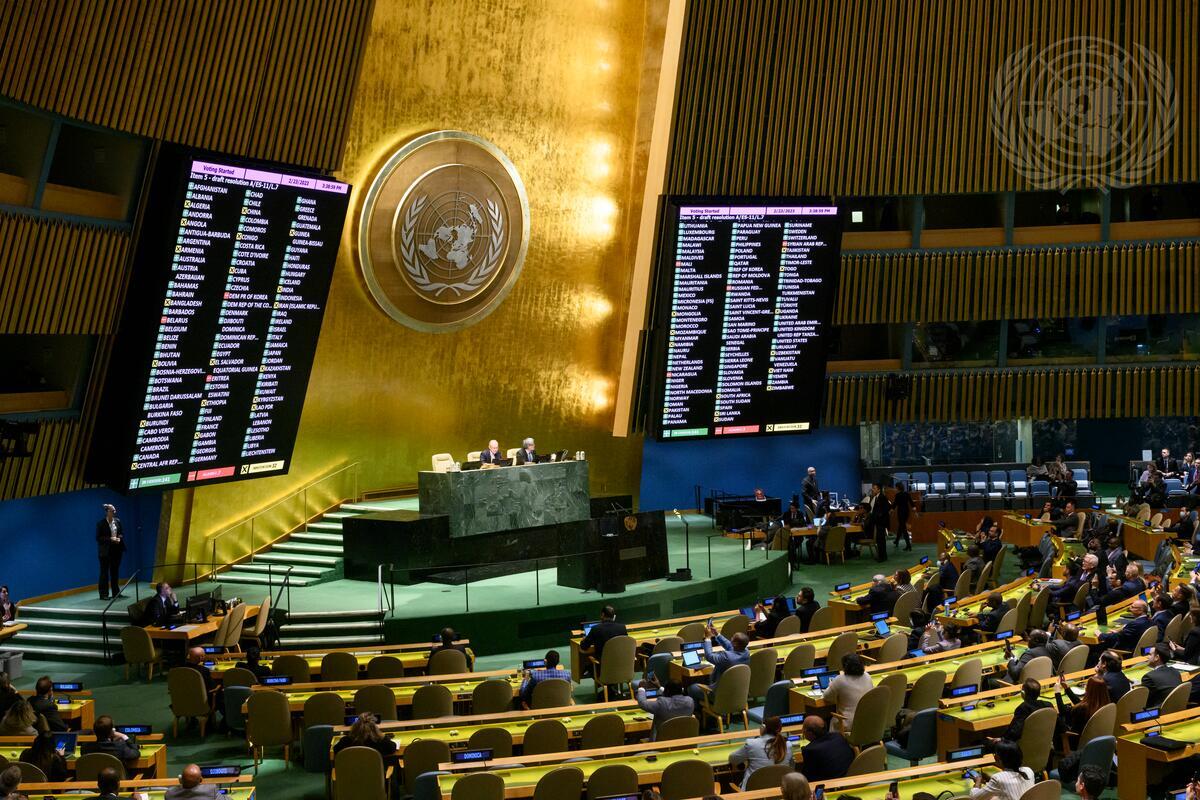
xmin=651 ymin=197 xmax=843 ymax=441
xmin=87 ymin=148 xmax=350 ymax=491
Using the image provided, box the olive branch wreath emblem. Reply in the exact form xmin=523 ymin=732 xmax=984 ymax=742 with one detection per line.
xmin=399 ymin=195 xmax=505 ymax=297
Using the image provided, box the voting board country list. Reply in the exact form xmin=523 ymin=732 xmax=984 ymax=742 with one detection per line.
xmin=128 ymin=160 xmax=348 ymax=490
xmin=661 ymin=205 xmax=838 ymax=439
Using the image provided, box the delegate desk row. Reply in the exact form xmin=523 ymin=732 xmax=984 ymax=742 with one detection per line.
xmin=0 ymin=733 xmax=168 ymax=778
xmin=205 ymin=640 xmax=473 ymax=684
xmin=17 ymin=778 xmax=253 ymax=799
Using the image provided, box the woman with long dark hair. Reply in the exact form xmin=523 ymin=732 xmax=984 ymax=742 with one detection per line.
xmin=332 ymin=712 xmax=397 ymax=757
xmin=728 ymin=715 xmax=793 ymax=789
xmin=19 ymin=732 xmax=68 ymax=781
xmin=1054 ymin=673 xmax=1111 ymax=739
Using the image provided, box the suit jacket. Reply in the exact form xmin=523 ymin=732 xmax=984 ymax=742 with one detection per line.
xmin=95 ymin=518 xmax=125 ymax=557
xmin=1050 ymin=575 xmax=1082 ymax=604
xmin=430 ymin=642 xmax=474 ymax=670
xmin=1101 ymin=614 xmax=1154 ymax=652
xmin=802 ymin=476 xmax=821 ymax=504
xmin=29 ymin=694 xmax=68 ymax=732
xmin=1142 ymin=665 xmax=1182 ymax=707
xmin=517 ymin=449 xmax=537 ymax=464
xmin=1151 ymin=610 xmax=1174 ymax=638
xmin=867 ymin=494 xmax=891 ymax=524
xmin=164 ymin=785 xmax=219 ymax=800
xmin=479 ymin=449 xmax=502 ymax=464
xmin=636 ymin=688 xmax=694 ymax=740
xmin=794 ymin=601 xmax=820 ymax=633
xmin=858 ymin=585 xmax=901 ymax=615
xmin=799 ymin=731 xmax=856 ymax=782
xmin=81 ymin=736 xmax=140 ymax=761
xmin=702 ymin=634 xmax=749 ymax=687
xmin=580 ymin=621 xmax=627 ymax=661
xmin=1103 ymin=668 xmax=1131 ymax=700
xmin=143 ymin=595 xmax=181 ymax=628
xmin=1160 ymin=457 xmax=1180 ymax=475
xmin=981 ymin=538 xmax=1004 ymax=563
xmin=979 ymin=602 xmax=1010 ymax=633
xmin=1003 ymin=698 xmax=1053 ymax=741
xmin=1045 ymin=637 xmax=1077 ymax=668
xmin=1008 ymin=645 xmax=1054 ymax=681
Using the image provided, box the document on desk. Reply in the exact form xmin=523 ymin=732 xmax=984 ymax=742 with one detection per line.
xmin=172 ymin=625 xmax=199 ymax=632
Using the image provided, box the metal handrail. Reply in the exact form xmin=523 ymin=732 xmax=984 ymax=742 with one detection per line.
xmin=206 ymin=461 xmax=361 ymax=579
xmin=98 ymin=560 xmax=221 ymax=662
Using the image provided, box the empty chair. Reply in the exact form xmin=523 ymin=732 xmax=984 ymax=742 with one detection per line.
xmin=951 ymin=659 xmax=983 ymax=691
xmin=241 ymin=594 xmax=272 ymax=650
xmin=989 ymin=470 xmax=1009 ymax=496
xmin=303 ymin=691 xmax=346 ymax=729
xmin=75 ymin=752 xmax=125 ymax=781
xmin=773 ymin=615 xmax=802 ymax=638
xmin=1072 ymin=468 xmax=1091 ymax=491
xmin=427 ymin=648 xmax=469 ymax=675
xmin=721 ymin=614 xmax=752 ymax=638
xmin=333 ymin=745 xmax=388 ymax=800
xmin=451 ymin=771 xmax=505 ymax=800
xmin=1075 ymin=703 xmax=1116 ymax=751
xmin=1017 ymin=656 xmax=1053 ymax=683
xmin=10 ymin=762 xmax=47 ymax=782
xmin=825 ymin=631 xmax=859 ymax=668
xmin=1051 ymin=734 xmax=1116 ymax=788
xmin=431 ymin=453 xmax=454 ymax=472
xmin=1017 ymin=706 xmax=1057 ymax=773
xmin=1020 ymin=780 xmax=1064 ymax=800
xmin=1158 ymin=682 xmax=1191 ymax=715
xmin=468 ymin=726 xmax=513 ymax=758
xmin=892 ymin=472 xmax=910 ymax=486
xmin=906 ymin=669 xmax=947 ymax=711
xmin=353 ymin=684 xmax=398 ymax=721
xmin=523 ymin=718 xmax=568 ymax=755
xmin=412 ymin=684 xmax=453 ymax=719
xmin=590 ymin=634 xmax=636 ymax=701
xmin=1028 ymin=588 xmax=1051 ymax=631
xmin=749 ymin=680 xmax=794 ymax=725
xmin=366 ymin=654 xmax=405 ymax=679
xmin=892 ymin=591 xmax=920 ymax=626
xmin=872 ymin=634 xmax=909 ymax=665
xmin=223 ymin=685 xmax=252 ymax=736
xmin=930 ymin=472 xmax=950 ymax=494
xmin=782 ymin=644 xmax=817 ymax=678
xmin=657 ymin=714 xmax=699 ymax=741
xmin=877 ymin=672 xmax=908 ymax=732
xmin=698 ymin=662 xmax=750 ymax=733
xmin=271 ymin=654 xmax=312 ymax=683
xmin=301 ymin=723 xmax=334 ymax=773
xmin=120 ymin=626 xmax=162 ymax=682
xmin=1030 ymin=480 xmax=1051 ymax=501
xmin=466 ymin=450 xmax=482 ymax=462
xmin=1057 ymin=645 xmax=1089 ymax=676
xmin=167 ymin=667 xmax=214 ymax=737
xmin=661 ymin=759 xmax=714 ymax=800
xmin=1009 ymin=470 xmax=1029 ymax=494
xmin=586 ymin=763 xmax=639 ymax=800
xmin=807 ymin=606 xmax=836 ymax=632
xmin=532 ymin=766 xmax=583 ymax=800
xmin=650 ymin=635 xmax=683 ymax=656
xmin=950 ymin=471 xmax=969 ymax=493
xmin=846 ymin=743 xmax=887 ymax=776
xmin=222 ymin=667 xmax=258 ymax=688
xmin=581 ymin=713 xmax=626 ymax=749
xmin=1150 ymin=511 xmax=1164 ymax=528
xmin=530 ymin=678 xmax=573 ymax=709
xmin=910 ymin=472 xmax=930 ymax=491
xmin=676 ymin=621 xmax=706 ymax=641
xmin=885 ymin=707 xmax=937 ymax=765
xmin=823 ymin=526 xmax=847 ymax=564
xmin=952 ymin=570 xmax=974 ymax=603
xmin=745 ymin=763 xmax=794 ymax=791
xmin=1113 ymin=685 xmax=1150 ymax=734
xmin=247 ymin=690 xmax=294 ymax=767
xmin=401 ymin=739 xmax=450 ymax=792
xmin=471 ymin=679 xmax=515 ymax=715
xmin=747 ymin=647 xmax=779 ymax=702
xmin=969 ymin=471 xmax=988 ymax=493
xmin=320 ymin=651 xmax=360 ymax=683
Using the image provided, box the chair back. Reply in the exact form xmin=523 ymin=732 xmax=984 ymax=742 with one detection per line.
xmin=532 ymin=766 xmax=584 ymax=800
xmin=1159 ymin=681 xmax=1191 ymax=715
xmin=1177 ymin=611 xmax=1195 ymax=646
xmin=1018 ymin=780 xmax=1063 ymax=800
xmin=953 ymin=570 xmax=973 ymax=602
xmin=321 ymin=651 xmax=360 ymax=683
xmin=302 ymin=724 xmax=334 ymax=773
xmin=1016 ymin=706 xmax=1057 ymax=772
xmin=402 ymin=739 xmax=451 ymax=788
xmin=523 ymin=718 xmax=569 ymax=755
xmin=646 ymin=653 xmax=674 ymax=685
xmin=991 ymin=546 xmax=1008 ymax=586
xmin=878 ymin=672 xmax=908 ymax=728
xmin=585 ymin=763 xmax=639 ymax=800
xmin=1071 ymin=582 xmax=1090 ymax=610
xmin=652 ymin=635 xmax=683 ymax=655
xmin=875 ymin=633 xmax=908 ymax=665
xmin=451 ymin=770 xmax=505 ymax=800
xmin=847 ymin=743 xmax=886 ymax=776
xmin=467 ymin=726 xmax=513 ymax=758
xmin=530 ymin=678 xmax=573 ymax=709
xmin=825 ymin=631 xmax=859 ymax=668
xmin=247 ymin=594 xmax=271 ymax=639
xmin=710 ymin=662 xmax=751 ymax=717
xmin=120 ymin=626 xmax=157 ymax=665
xmin=1076 ymin=735 xmax=1117 ymax=785
xmin=676 ymin=622 xmax=706 ymax=641
xmin=898 ymin=707 xmax=938 ymax=761
xmin=412 ymin=683 xmax=454 ymax=719
xmin=782 ymin=643 xmax=816 ymax=677
xmin=10 ymin=761 xmax=47 ymax=782
xmin=823 ymin=526 xmax=847 ymax=560
xmin=247 ymin=690 xmax=294 ymax=748
xmin=847 ymin=685 xmax=891 ymax=747
xmin=1150 ymin=511 xmax=1164 ymax=528
xmin=210 ymin=608 xmax=234 ymax=648
xmin=223 ymin=602 xmax=248 ymax=646
xmin=1134 ymin=625 xmax=1159 ymax=654
xmin=471 ymin=679 xmax=515 ymax=715
xmin=745 ymin=763 xmax=794 ymax=790
xmin=223 ymin=685 xmax=252 ymax=734
xmin=596 ymin=635 xmax=636 ymax=686
xmin=774 ymin=615 xmax=802 ymax=638
xmin=1019 ymin=656 xmax=1053 ymax=682
xmin=657 ymin=714 xmax=699 ymax=740
xmin=1056 ymin=645 xmax=1088 ymax=676
xmin=1113 ymin=685 xmax=1149 ymax=734
xmin=993 ymin=608 xmax=1018 ymax=638
xmin=431 ymin=453 xmax=454 ymax=472
xmin=428 ymin=648 xmax=469 ymax=675
xmin=1164 ymin=614 xmax=1185 ymax=646
xmin=807 ymin=606 xmax=836 ymax=632
xmin=272 ymin=654 xmax=312 ymax=683
xmin=906 ymin=669 xmax=947 ymax=711
xmin=167 ymin=667 xmax=210 ymax=718
xmin=660 ymin=758 xmax=714 ymax=800
xmin=1076 ymin=703 xmax=1115 ymax=750
xmin=1013 ymin=593 xmax=1032 ymax=635
xmin=75 ymin=752 xmax=124 ymax=781
xmin=581 ymin=713 xmax=625 ymax=749
xmin=303 ymin=691 xmax=347 ymax=729
xmin=1136 ymin=504 xmax=1152 ymax=522
xmin=747 ymin=647 xmax=779 ymax=700
xmin=972 ymin=562 xmax=993 ymax=595
xmin=467 ymin=451 xmax=482 ymax=462
xmin=760 ymin=680 xmax=794 ymax=720
xmin=367 ymin=654 xmax=405 ymax=679
xmin=353 ymin=684 xmax=398 ymax=721
xmin=222 ymin=667 xmax=258 ymax=688
xmin=1028 ymin=588 xmax=1051 ymax=631
xmin=720 ymin=614 xmax=751 ymax=638
xmin=412 ymin=771 xmax=449 ymax=800
xmin=951 ymin=658 xmax=983 ymax=690
xmin=892 ymin=591 xmax=919 ymax=625
xmin=334 ymin=745 xmax=387 ymax=800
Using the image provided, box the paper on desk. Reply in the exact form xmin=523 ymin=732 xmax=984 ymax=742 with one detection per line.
xmin=172 ymin=624 xmax=198 ymax=632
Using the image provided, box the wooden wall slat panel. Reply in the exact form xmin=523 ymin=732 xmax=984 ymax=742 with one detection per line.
xmin=0 ymin=0 xmax=375 ymax=171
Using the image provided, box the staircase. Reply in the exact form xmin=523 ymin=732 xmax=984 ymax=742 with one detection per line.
xmin=278 ymin=608 xmax=385 ymax=648
xmin=11 ymin=605 xmax=125 ymax=662
xmin=215 ymin=506 xmax=359 ymax=588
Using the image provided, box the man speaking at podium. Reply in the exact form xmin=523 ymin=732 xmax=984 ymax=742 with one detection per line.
xmin=517 ymin=437 xmax=538 ymax=464
xmin=480 ymin=440 xmax=503 ymax=464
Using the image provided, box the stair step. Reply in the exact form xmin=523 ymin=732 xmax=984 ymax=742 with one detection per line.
xmin=306 ymin=521 xmax=343 ymax=532
xmin=19 ymin=619 xmax=109 ymax=631
xmin=339 ymin=503 xmax=381 ymax=513
xmin=254 ymin=553 xmax=339 ymax=567
xmin=277 ymin=635 xmax=385 ymax=647
xmin=290 ymin=532 xmax=343 ymax=545
xmin=323 ymin=511 xmax=355 ymax=519
xmin=273 ymin=542 xmax=343 ymax=556
xmin=16 ymin=631 xmax=109 ymax=645
xmin=216 ymin=574 xmax=316 ymax=588
xmin=279 ymin=621 xmax=382 ymax=633
xmin=18 ymin=606 xmax=116 ymax=620
xmin=285 ymin=609 xmax=383 ymax=621
xmin=10 ymin=643 xmax=110 ymax=661
xmin=226 ymin=563 xmax=329 ymax=577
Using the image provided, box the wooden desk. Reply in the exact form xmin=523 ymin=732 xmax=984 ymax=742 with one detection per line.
xmin=210 ymin=640 xmax=472 ymax=682
xmin=1117 ymin=705 xmax=1200 ymax=799
xmin=935 ymin=576 xmax=1035 ymax=627
xmin=1120 ymin=518 xmax=1175 ymax=561
xmin=825 ymin=559 xmax=932 ymax=627
xmin=17 ymin=697 xmax=96 ymax=730
xmin=145 ymin=604 xmax=259 ymax=643
xmin=1000 ymin=514 xmax=1056 ymax=549
xmin=0 ymin=623 xmax=26 ymax=643
xmin=693 ymin=756 xmax=997 ymax=799
xmin=0 ymin=741 xmax=167 ymax=778
xmin=18 ymin=777 xmax=253 ymax=799
xmin=568 ymin=611 xmax=743 ymax=681
xmin=245 ymin=669 xmax=522 ymax=715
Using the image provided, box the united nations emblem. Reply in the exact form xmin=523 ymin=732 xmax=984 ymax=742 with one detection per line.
xmin=356 ymin=131 xmax=530 ymax=331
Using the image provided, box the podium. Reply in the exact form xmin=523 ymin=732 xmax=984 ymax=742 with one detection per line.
xmin=557 ymin=510 xmax=669 ymax=593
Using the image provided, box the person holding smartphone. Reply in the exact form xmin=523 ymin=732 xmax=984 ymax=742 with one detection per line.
xmin=969 ymin=739 xmax=1034 ymax=799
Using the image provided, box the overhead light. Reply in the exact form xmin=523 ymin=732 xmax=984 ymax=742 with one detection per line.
xmin=851 ymin=210 xmax=864 ymax=223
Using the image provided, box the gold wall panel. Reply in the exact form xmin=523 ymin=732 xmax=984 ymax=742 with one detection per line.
xmin=665 ymin=0 xmax=1200 ymax=195
xmin=0 ymin=0 xmax=374 ymax=170
xmin=833 ymin=242 xmax=1200 ymax=324
xmin=824 ymin=366 xmax=1200 ymax=425
xmin=168 ymin=0 xmax=668 ymax=564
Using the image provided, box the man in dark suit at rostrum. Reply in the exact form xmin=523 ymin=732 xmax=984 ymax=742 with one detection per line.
xmin=865 ymin=482 xmax=891 ymax=563
xmin=95 ymin=503 xmax=126 ymax=600
xmin=480 ymin=439 xmax=503 ymax=464
xmin=517 ymin=437 xmax=538 ymax=464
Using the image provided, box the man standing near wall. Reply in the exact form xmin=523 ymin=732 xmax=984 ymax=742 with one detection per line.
xmin=95 ymin=504 xmax=125 ymax=600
